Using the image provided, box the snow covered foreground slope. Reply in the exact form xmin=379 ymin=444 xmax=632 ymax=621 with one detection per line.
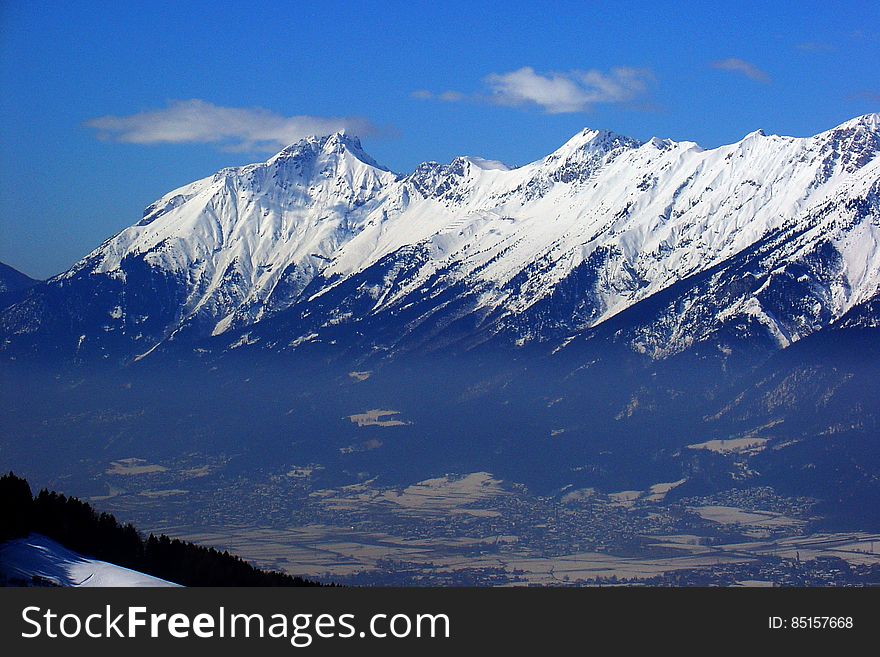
xmin=2 ymin=115 xmax=879 ymax=360
xmin=0 ymin=534 xmax=179 ymax=587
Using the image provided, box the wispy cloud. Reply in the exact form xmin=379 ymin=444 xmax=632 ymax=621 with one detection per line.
xmin=710 ymin=58 xmax=770 ymax=83
xmin=796 ymin=41 xmax=835 ymax=53
xmin=411 ymin=90 xmax=465 ymax=102
xmin=413 ymin=66 xmax=653 ymax=114
xmin=849 ymin=90 xmax=880 ymax=102
xmin=85 ymin=100 xmax=377 ymax=152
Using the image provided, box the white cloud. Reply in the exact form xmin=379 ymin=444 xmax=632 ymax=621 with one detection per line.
xmin=485 ymin=67 xmax=652 ymax=113
xmin=850 ymin=90 xmax=880 ymax=102
xmin=710 ymin=58 xmax=770 ymax=83
xmin=411 ymin=89 xmax=465 ymax=102
xmin=796 ymin=41 xmax=835 ymax=53
xmin=412 ymin=66 xmax=652 ymax=114
xmin=85 ymin=100 xmax=377 ymax=152
xmin=438 ymin=90 xmax=465 ymax=102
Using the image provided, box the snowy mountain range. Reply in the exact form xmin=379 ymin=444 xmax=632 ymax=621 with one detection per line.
xmin=2 ymin=114 xmax=879 ymax=362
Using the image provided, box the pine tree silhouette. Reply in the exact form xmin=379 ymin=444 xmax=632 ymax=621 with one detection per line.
xmin=1 ymin=472 xmax=323 ymax=587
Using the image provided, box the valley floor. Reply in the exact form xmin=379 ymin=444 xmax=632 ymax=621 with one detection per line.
xmin=79 ymin=460 xmax=880 ymax=586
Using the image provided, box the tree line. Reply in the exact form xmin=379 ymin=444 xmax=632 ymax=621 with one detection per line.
xmin=0 ymin=472 xmax=323 ymax=587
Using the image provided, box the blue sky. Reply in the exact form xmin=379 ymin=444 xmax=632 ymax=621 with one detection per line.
xmin=1 ymin=0 xmax=878 ymax=278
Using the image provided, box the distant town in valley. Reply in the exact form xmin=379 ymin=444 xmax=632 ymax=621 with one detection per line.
xmin=63 ymin=452 xmax=878 ymax=587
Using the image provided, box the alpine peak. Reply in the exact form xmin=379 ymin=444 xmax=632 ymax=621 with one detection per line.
xmin=3 ymin=115 xmax=878 ymax=363
xmin=270 ymin=131 xmax=391 ymax=172
xmin=550 ymin=127 xmax=642 ymax=158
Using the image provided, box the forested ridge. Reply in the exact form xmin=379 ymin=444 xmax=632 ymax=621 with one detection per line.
xmin=0 ymin=472 xmax=323 ymax=587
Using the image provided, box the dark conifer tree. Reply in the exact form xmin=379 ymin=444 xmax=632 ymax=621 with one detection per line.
xmin=0 ymin=472 xmax=33 ymax=541
xmin=1 ymin=472 xmax=323 ymax=586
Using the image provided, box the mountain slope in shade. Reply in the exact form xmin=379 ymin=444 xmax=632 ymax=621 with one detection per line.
xmin=0 ymin=262 xmax=38 ymax=308
xmin=1 ymin=115 xmax=878 ymax=361
xmin=0 ymin=534 xmax=179 ymax=587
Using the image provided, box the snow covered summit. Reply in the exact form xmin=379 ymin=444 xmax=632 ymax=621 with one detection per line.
xmin=2 ymin=114 xmax=879 ymax=360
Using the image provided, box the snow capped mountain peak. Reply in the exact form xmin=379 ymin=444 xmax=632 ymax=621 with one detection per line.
xmin=548 ymin=127 xmax=642 ymax=160
xmin=830 ymin=112 xmax=880 ymax=132
xmin=815 ymin=114 xmax=880 ymax=146
xmin=59 ymin=129 xmax=400 ymax=340
xmin=809 ymin=113 xmax=880 ymax=176
xmin=269 ymin=131 xmax=391 ymax=172
xmin=6 ymin=115 xmax=879 ymax=361
xmin=320 ymin=131 xmax=392 ymax=171
xmin=644 ymin=136 xmax=674 ymax=149
xmin=460 ymin=156 xmax=513 ymax=171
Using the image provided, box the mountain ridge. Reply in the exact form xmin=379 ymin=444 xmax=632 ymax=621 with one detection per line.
xmin=2 ymin=114 xmax=878 ymax=363
xmin=0 ymin=262 xmax=39 ymax=309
